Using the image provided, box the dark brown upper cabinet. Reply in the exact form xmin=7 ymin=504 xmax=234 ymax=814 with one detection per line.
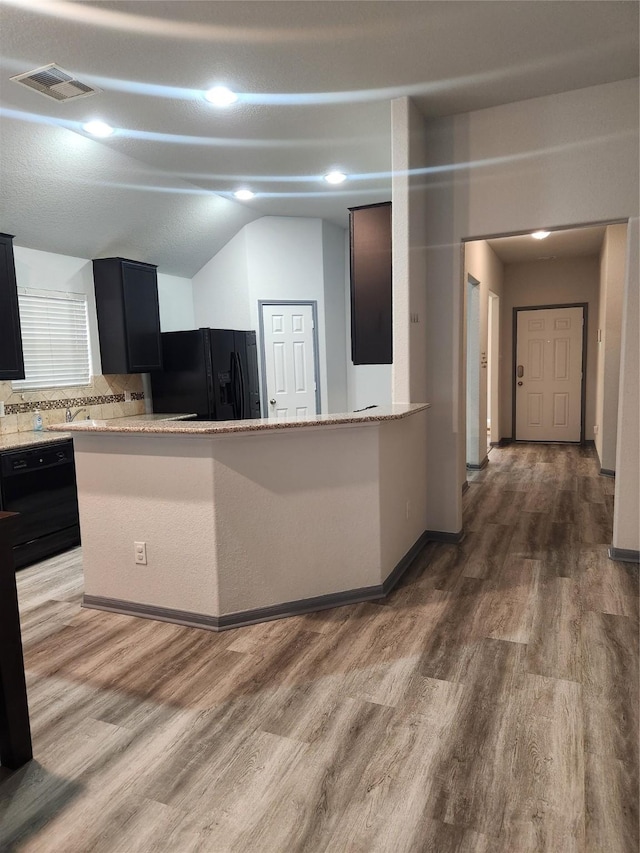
xmin=93 ymin=258 xmax=162 ymax=374
xmin=0 ymin=234 xmax=25 ymax=381
xmin=349 ymin=202 xmax=392 ymax=365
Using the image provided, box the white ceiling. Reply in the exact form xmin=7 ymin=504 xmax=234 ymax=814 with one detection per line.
xmin=1 ymin=1 xmax=638 ymax=276
xmin=486 ymin=225 xmax=608 ymax=264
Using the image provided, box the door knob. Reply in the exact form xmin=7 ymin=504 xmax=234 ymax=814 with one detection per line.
xmin=517 ymin=381 xmax=523 ymax=386
xmin=269 ymin=398 xmax=276 ymax=405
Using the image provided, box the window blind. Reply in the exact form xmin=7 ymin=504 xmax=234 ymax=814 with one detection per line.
xmin=12 ymin=288 xmax=91 ymax=390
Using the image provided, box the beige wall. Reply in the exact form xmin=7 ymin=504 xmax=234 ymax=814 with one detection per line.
xmin=595 ymin=223 xmax=627 ymax=471
xmin=613 ymin=220 xmax=640 ymax=552
xmin=500 ymin=255 xmax=600 ymax=441
xmin=391 ymin=97 xmax=429 ymax=405
xmin=391 ymin=77 xmax=639 ymax=540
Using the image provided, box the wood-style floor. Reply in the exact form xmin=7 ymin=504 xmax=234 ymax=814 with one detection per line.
xmin=0 ymin=444 xmax=637 ymax=852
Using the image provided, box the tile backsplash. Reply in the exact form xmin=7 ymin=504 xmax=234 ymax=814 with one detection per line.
xmin=0 ymin=374 xmax=146 ymax=435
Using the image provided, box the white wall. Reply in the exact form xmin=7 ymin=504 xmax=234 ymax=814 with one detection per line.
xmin=244 ymin=218 xmax=329 ymax=412
xmin=463 ymin=239 xmax=504 ymax=471
xmin=391 ymin=97 xmax=429 ymax=404
xmin=157 ymin=272 xmax=195 ymax=332
xmin=191 ymin=216 xmax=349 ymax=415
xmin=595 ymin=223 xmax=627 ymax=472
xmin=322 ymin=221 xmax=348 ymax=413
xmin=501 ymin=255 xmax=600 ymax=441
xmin=13 ymin=247 xmax=198 ymax=372
xmin=191 ymin=228 xmax=250 ymax=330
xmin=392 ymin=77 xmax=639 ymax=538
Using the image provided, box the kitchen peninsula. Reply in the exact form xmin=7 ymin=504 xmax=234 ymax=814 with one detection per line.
xmin=50 ymin=404 xmax=430 ymax=630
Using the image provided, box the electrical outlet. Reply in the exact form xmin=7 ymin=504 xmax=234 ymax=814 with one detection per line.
xmin=0 ymin=400 xmax=4 ymax=417
xmin=593 ymin=425 xmax=599 ymax=434
xmin=124 ymin=391 xmax=132 ymax=402
xmin=134 ymin=541 xmax=147 ymax=565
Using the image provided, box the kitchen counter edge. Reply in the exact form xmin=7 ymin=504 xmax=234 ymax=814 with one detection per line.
xmin=0 ymin=414 xmax=196 ymax=452
xmin=47 ymin=404 xmax=431 ymax=437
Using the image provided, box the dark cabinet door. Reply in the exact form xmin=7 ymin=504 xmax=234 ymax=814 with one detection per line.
xmin=93 ymin=258 xmax=162 ymax=374
xmin=349 ymin=203 xmax=392 ymax=365
xmin=121 ymin=262 xmax=162 ymax=372
xmin=0 ymin=234 xmax=25 ymax=381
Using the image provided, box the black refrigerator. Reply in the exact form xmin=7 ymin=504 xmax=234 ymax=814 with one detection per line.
xmin=150 ymin=329 xmax=261 ymax=421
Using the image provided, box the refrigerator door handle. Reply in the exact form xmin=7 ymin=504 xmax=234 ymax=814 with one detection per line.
xmin=237 ymin=352 xmax=246 ymax=419
xmin=204 ymin=332 xmax=216 ymax=419
xmin=231 ymin=352 xmax=245 ymax=419
xmin=230 ymin=353 xmax=238 ymax=419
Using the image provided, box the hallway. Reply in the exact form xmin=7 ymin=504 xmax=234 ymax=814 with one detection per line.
xmin=1 ymin=445 xmax=638 ymax=852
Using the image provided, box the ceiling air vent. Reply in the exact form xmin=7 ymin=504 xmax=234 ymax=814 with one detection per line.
xmin=10 ymin=64 xmax=101 ymax=102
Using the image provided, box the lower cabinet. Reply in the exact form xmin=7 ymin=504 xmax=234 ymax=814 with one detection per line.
xmin=0 ymin=440 xmax=80 ymax=569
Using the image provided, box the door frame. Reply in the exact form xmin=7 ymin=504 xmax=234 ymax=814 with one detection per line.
xmin=512 ymin=302 xmax=588 ymax=444
xmin=465 ymin=274 xmax=482 ymax=467
xmin=488 ymin=290 xmax=500 ymax=447
xmin=258 ymin=300 xmax=321 ymax=417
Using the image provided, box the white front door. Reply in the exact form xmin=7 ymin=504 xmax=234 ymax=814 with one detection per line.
xmin=515 ymin=306 xmax=583 ymax=442
xmin=261 ymin=303 xmax=318 ymax=419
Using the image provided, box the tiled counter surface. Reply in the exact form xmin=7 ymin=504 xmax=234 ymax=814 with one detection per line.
xmin=0 ymin=414 xmax=196 ymax=452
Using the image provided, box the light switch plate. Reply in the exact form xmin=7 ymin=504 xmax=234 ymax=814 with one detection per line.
xmin=0 ymin=401 xmax=5 ymax=417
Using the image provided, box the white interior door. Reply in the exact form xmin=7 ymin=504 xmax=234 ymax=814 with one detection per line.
xmin=261 ymin=303 xmax=318 ymax=419
xmin=515 ymin=306 xmax=583 ymax=442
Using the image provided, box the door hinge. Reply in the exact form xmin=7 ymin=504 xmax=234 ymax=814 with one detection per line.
xmin=314 ymin=382 xmax=317 ymax=391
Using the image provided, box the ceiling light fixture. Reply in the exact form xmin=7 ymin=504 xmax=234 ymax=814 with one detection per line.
xmin=205 ymin=86 xmax=238 ymax=107
xmin=82 ymin=120 xmax=114 ymax=137
xmin=531 ymin=230 xmax=550 ymax=240
xmin=324 ymin=171 xmax=347 ymax=185
xmin=234 ymin=189 xmax=255 ymax=200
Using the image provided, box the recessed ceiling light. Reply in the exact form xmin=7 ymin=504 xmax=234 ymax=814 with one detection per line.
xmin=234 ymin=189 xmax=255 ymax=200
xmin=205 ymin=86 xmax=238 ymax=107
xmin=324 ymin=171 xmax=347 ymax=185
xmin=82 ymin=120 xmax=114 ymax=137
xmin=531 ymin=230 xmax=550 ymax=240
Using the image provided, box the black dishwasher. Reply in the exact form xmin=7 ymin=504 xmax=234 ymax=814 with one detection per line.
xmin=0 ymin=440 xmax=80 ymax=569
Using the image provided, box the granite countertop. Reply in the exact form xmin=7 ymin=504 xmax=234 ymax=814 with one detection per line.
xmin=47 ymin=403 xmax=431 ymax=438
xmin=0 ymin=413 xmax=196 ymax=452
xmin=0 ymin=431 xmax=74 ymax=452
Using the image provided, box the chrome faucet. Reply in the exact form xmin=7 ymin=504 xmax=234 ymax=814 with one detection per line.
xmin=65 ymin=407 xmax=88 ymax=423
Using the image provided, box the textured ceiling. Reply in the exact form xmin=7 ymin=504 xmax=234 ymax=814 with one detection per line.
xmin=0 ymin=1 xmax=638 ymax=276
